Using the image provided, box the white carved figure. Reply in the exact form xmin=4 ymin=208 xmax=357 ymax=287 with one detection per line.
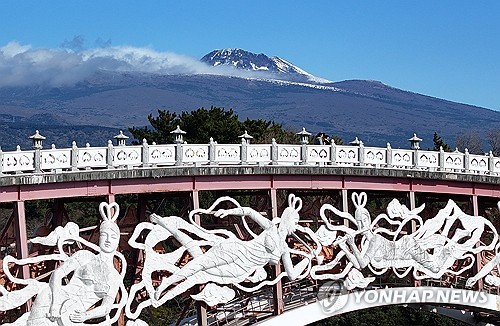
xmin=126 ymin=194 xmax=321 ymax=318
xmin=312 ymin=192 xmax=498 ymax=287
xmin=466 ymin=202 xmax=500 ymax=288
xmin=0 ymin=202 xmax=127 ymax=326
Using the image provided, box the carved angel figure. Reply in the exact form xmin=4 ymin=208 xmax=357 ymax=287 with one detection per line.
xmin=466 ymin=202 xmax=500 ymax=288
xmin=1 ymin=202 xmax=127 ymax=326
xmin=126 ymin=194 xmax=321 ymax=318
xmin=312 ymin=192 xmax=498 ymax=287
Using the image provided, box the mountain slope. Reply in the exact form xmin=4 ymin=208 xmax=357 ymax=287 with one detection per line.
xmin=0 ymin=71 xmax=498 ymax=151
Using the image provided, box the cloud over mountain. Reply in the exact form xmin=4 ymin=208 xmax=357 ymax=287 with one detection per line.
xmin=0 ymin=42 xmax=276 ymax=87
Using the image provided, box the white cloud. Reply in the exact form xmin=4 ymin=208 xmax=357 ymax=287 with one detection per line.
xmin=0 ymin=41 xmax=276 ymax=87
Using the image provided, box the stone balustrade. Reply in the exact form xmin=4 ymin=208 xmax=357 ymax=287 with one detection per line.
xmin=0 ymin=135 xmax=499 ymax=176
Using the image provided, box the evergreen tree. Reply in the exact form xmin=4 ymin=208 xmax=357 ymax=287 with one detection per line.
xmin=432 ymin=132 xmax=451 ymax=152
xmin=128 ymin=106 xmax=297 ymax=144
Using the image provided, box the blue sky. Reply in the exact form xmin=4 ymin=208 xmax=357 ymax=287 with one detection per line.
xmin=1 ymin=1 xmax=499 ymax=111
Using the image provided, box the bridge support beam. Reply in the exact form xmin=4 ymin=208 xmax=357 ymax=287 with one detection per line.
xmin=14 ymin=200 xmax=31 ymax=311
xmin=14 ymin=201 xmax=29 ymax=279
xmin=52 ymin=199 xmax=65 ymax=228
xmin=409 ymin=191 xmax=422 ymax=287
xmin=472 ymin=194 xmax=484 ymax=292
xmin=271 ymin=188 xmax=284 ymax=315
xmin=192 ymin=190 xmax=208 ymax=326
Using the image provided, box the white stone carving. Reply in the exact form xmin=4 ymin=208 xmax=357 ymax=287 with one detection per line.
xmin=0 ymin=202 xmax=127 ymax=326
xmin=125 ymin=194 xmax=321 ymax=318
xmin=311 ymin=192 xmax=498 ymax=288
xmin=0 ymin=194 xmax=499 ymax=325
xmin=466 ymin=201 xmax=500 ymax=288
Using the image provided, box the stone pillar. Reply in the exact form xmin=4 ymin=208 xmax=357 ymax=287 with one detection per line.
xmin=142 ymin=139 xmax=150 ymax=167
xmin=464 ymin=149 xmax=470 ymax=172
xmin=71 ymin=141 xmax=78 ymax=171
xmin=438 ymin=146 xmax=445 ymax=171
xmin=386 ymin=143 xmax=392 ymax=167
xmin=358 ymin=142 xmax=365 ymax=166
xmin=175 ymin=142 xmax=182 ymax=166
xmin=488 ymin=151 xmax=494 ymax=173
xmin=209 ymin=138 xmax=216 ymax=165
xmin=330 ymin=141 xmax=337 ymax=165
xmin=240 ymin=138 xmax=247 ymax=165
xmin=271 ymin=139 xmax=278 ymax=165
xmin=107 ymin=140 xmax=114 ymax=169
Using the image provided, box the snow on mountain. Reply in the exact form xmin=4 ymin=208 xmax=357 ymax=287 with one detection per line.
xmin=200 ymin=48 xmax=331 ymax=84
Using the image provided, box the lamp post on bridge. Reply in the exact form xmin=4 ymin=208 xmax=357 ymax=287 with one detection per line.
xmin=171 ymin=125 xmax=186 ymax=144
xmin=114 ymin=130 xmax=129 ymax=146
xmin=239 ymin=131 xmax=253 ymax=165
xmin=238 ymin=130 xmax=253 ymax=144
xmin=408 ymin=133 xmax=422 ymax=150
xmin=30 ymin=130 xmax=46 ymax=150
xmin=296 ymin=127 xmax=311 ymax=145
xmin=297 ymin=128 xmax=311 ymax=164
xmin=171 ymin=125 xmax=186 ymax=165
xmin=30 ymin=130 xmax=46 ymax=173
xmin=409 ymin=133 xmax=423 ymax=169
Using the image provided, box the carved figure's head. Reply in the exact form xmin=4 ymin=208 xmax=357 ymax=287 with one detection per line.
xmin=352 ymin=192 xmax=371 ymax=232
xmin=99 ymin=202 xmax=120 ymax=253
xmin=281 ymin=194 xmax=302 ymax=235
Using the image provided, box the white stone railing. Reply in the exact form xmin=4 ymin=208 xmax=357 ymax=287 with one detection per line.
xmin=0 ymin=139 xmax=499 ymax=176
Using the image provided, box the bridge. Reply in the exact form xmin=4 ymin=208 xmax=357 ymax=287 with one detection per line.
xmin=0 ymin=129 xmax=499 ymax=325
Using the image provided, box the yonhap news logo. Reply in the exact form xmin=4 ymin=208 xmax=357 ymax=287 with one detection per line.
xmin=317 ymin=281 xmax=489 ymax=314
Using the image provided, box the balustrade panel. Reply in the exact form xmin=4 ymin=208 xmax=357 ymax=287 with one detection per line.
xmin=41 ymin=149 xmax=72 ymax=170
xmin=306 ymin=145 xmax=330 ymax=164
xmin=335 ymin=145 xmax=359 ymax=165
xmin=276 ymin=145 xmax=301 ymax=164
xmin=416 ymin=150 xmax=439 ymax=169
xmin=112 ymin=146 xmax=142 ymax=167
xmin=364 ymin=147 xmax=387 ymax=166
xmin=214 ymin=144 xmax=241 ymax=164
xmin=443 ymin=152 xmax=465 ymax=171
xmin=183 ymin=144 xmax=210 ymax=164
xmin=148 ymin=144 xmax=176 ymax=165
xmin=493 ymin=157 xmax=500 ymax=174
xmin=2 ymin=151 xmax=35 ymax=173
xmin=468 ymin=154 xmax=489 ymax=173
xmin=391 ymin=149 xmax=414 ymax=167
xmin=77 ymin=147 xmax=108 ymax=169
xmin=246 ymin=144 xmax=272 ymax=164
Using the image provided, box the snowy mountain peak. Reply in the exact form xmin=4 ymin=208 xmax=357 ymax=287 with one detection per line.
xmin=200 ymin=48 xmax=331 ymax=83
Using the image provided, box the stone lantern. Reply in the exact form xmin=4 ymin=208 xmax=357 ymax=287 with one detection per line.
xmin=296 ymin=128 xmax=311 ymax=145
xmin=170 ymin=125 xmax=186 ymax=144
xmin=29 ymin=130 xmax=46 ymax=149
xmin=114 ymin=130 xmax=129 ymax=146
xmin=349 ymin=137 xmax=363 ymax=146
xmin=408 ymin=133 xmax=422 ymax=150
xmin=238 ymin=130 xmax=254 ymax=144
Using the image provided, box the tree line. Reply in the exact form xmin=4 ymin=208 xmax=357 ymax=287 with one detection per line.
xmin=433 ymin=130 xmax=500 ymax=156
xmin=128 ymin=106 xmax=499 ymax=158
